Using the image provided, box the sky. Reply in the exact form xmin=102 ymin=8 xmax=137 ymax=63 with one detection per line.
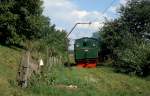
xmin=42 ymin=0 xmax=128 ymax=49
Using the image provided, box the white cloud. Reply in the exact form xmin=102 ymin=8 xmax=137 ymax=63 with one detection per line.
xmin=71 ymin=10 xmax=89 ymax=19
xmin=43 ymin=0 xmax=77 ymax=23
xmin=108 ymin=0 xmax=128 ymax=13
xmin=42 ymin=0 xmax=110 ymax=49
xmin=120 ymin=0 xmax=128 ymax=5
xmin=77 ymin=22 xmax=104 ymax=31
xmin=43 ymin=0 xmax=107 ymax=31
xmin=109 ymin=5 xmax=120 ymax=13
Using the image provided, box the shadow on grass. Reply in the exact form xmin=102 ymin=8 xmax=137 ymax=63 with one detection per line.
xmin=64 ymin=62 xmax=77 ymax=67
xmin=0 ymin=43 xmax=25 ymax=51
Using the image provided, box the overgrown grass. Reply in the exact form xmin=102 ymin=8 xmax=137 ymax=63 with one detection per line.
xmin=0 ymin=45 xmax=150 ymax=96
xmin=28 ymin=67 xmax=150 ymax=96
xmin=0 ymin=45 xmax=27 ymax=96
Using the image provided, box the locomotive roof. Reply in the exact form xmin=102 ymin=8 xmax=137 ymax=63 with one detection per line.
xmin=75 ymin=37 xmax=98 ymax=42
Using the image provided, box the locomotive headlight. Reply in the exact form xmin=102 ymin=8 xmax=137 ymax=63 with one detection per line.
xmin=85 ymin=49 xmax=88 ymax=52
xmin=93 ymin=44 xmax=96 ymax=46
xmin=76 ymin=44 xmax=79 ymax=47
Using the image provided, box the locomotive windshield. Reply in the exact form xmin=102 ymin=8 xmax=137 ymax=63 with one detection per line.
xmin=83 ymin=42 xmax=87 ymax=47
xmin=75 ymin=38 xmax=98 ymax=48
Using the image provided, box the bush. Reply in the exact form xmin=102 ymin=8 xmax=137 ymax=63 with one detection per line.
xmin=98 ymin=0 xmax=150 ymax=76
xmin=114 ymin=39 xmax=150 ymax=76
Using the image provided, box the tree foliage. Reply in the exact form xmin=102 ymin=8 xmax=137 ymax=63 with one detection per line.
xmin=98 ymin=0 xmax=150 ymax=76
xmin=0 ymin=0 xmax=68 ymax=55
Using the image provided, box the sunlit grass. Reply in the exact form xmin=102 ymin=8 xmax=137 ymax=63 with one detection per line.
xmin=0 ymin=45 xmax=150 ymax=96
xmin=29 ymin=67 xmax=150 ymax=96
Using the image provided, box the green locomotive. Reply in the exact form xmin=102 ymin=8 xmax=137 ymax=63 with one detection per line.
xmin=74 ymin=37 xmax=99 ymax=68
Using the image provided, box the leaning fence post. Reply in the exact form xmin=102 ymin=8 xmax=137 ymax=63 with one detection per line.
xmin=22 ymin=51 xmax=30 ymax=88
xmin=17 ymin=51 xmax=30 ymax=88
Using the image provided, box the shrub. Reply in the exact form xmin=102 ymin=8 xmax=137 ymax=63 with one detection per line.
xmin=114 ymin=38 xmax=150 ymax=76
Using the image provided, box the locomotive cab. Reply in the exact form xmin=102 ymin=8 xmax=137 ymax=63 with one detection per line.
xmin=74 ymin=37 xmax=99 ymax=68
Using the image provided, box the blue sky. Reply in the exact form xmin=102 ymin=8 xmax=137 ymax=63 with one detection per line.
xmin=42 ymin=0 xmax=128 ymax=49
xmin=72 ymin=0 xmax=117 ymax=11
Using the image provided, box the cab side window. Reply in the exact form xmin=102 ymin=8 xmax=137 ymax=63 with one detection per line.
xmin=83 ymin=42 xmax=87 ymax=47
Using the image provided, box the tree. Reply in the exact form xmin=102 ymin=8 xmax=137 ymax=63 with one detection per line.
xmin=99 ymin=0 xmax=150 ymax=76
xmin=14 ymin=0 xmax=45 ymax=41
xmin=119 ymin=0 xmax=150 ymax=37
xmin=0 ymin=0 xmax=68 ymax=51
xmin=0 ymin=0 xmax=19 ymax=45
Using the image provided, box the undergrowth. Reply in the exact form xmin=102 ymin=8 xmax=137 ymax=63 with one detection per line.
xmin=0 ymin=45 xmax=150 ymax=96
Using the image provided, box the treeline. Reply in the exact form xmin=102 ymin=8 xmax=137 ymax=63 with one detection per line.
xmin=0 ymin=0 xmax=67 ymax=55
xmin=97 ymin=0 xmax=150 ymax=76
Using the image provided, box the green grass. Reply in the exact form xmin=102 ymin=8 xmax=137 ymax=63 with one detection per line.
xmin=0 ymin=45 xmax=27 ymax=96
xmin=37 ymin=67 xmax=150 ymax=96
xmin=0 ymin=45 xmax=150 ymax=96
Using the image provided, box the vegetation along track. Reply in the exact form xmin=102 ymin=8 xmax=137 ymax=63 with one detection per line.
xmin=0 ymin=45 xmax=150 ymax=96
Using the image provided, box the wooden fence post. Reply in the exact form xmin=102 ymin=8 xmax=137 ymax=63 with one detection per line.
xmin=17 ymin=51 xmax=30 ymax=88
